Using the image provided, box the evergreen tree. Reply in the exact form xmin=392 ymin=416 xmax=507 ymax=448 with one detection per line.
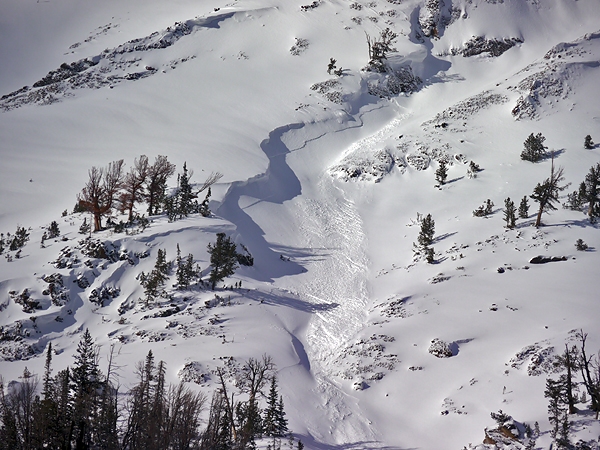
xmin=9 ymin=226 xmax=30 ymax=251
xmin=582 ymin=163 xmax=600 ymax=221
xmin=48 ymin=221 xmax=60 ymax=239
xmin=545 ymin=376 xmax=568 ymax=443
xmin=275 ymin=395 xmax=288 ymax=437
xmin=521 ymin=132 xmax=547 ymax=162
xmin=435 ymin=161 xmax=448 ymax=185
xmin=558 ymin=344 xmax=579 ymax=414
xmin=141 ymin=249 xmax=169 ymax=303
xmin=518 ymin=196 xmax=530 ymax=218
xmin=413 ymin=214 xmax=435 ymax=263
xmin=417 ymin=214 xmax=435 ymax=248
xmin=71 ymin=329 xmax=102 ymax=450
xmin=207 ymin=233 xmax=239 ymax=290
xmin=177 ymin=162 xmax=196 ymax=218
xmin=263 ymin=376 xmax=279 ymax=437
xmin=175 ymin=244 xmax=187 ymax=290
xmin=327 ymin=58 xmax=337 ymax=75
xmin=584 ymin=134 xmax=594 ymax=150
xmin=199 ymin=187 xmax=212 ymax=217
xmin=503 ymin=197 xmax=517 ymax=229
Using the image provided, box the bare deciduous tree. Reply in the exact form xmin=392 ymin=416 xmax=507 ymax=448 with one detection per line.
xmin=78 ymin=160 xmax=124 ymax=232
xmin=122 ymin=155 xmax=149 ymax=222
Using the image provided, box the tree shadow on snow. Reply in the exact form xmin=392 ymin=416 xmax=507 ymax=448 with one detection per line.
xmin=434 ymin=231 xmax=457 ymax=243
xmin=243 ymin=289 xmax=339 ymax=314
xmin=294 ymin=436 xmax=416 ymax=450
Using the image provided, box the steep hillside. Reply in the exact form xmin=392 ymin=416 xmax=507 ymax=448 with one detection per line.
xmin=1 ymin=0 xmax=600 ymax=448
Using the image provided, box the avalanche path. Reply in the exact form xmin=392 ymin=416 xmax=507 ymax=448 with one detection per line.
xmin=217 ymin=104 xmax=398 ymax=447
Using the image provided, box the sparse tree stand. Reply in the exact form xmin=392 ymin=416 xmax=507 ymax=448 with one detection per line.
xmin=207 ymin=233 xmax=239 ymax=290
xmin=521 ymin=132 xmax=547 ymax=162
xmin=530 ymin=156 xmax=568 ymax=227
xmin=584 ymin=134 xmax=594 ymax=149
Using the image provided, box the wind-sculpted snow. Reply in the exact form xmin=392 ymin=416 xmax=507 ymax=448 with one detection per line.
xmin=512 ymin=29 xmax=600 ymax=120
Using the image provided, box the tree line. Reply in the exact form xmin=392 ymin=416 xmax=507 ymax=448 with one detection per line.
xmin=0 ymin=331 xmax=292 ymax=450
xmin=77 ymin=156 xmax=222 ymax=232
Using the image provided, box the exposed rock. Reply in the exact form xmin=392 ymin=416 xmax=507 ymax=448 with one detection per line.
xmin=452 ymin=36 xmax=523 ymax=57
xmin=529 ymin=255 xmax=567 ymax=264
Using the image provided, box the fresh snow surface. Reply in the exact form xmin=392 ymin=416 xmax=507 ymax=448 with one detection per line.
xmin=1 ymin=0 xmax=600 ymax=448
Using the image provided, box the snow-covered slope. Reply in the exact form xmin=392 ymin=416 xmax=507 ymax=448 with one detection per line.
xmin=1 ymin=0 xmax=600 ymax=448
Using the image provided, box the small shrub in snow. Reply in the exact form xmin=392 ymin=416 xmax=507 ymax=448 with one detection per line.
xmin=428 ymin=338 xmax=453 ymax=358
xmin=473 ymin=199 xmax=494 ymax=217
xmin=290 ymin=38 xmax=309 ymax=56
xmin=575 ymin=239 xmax=588 ymax=251
xmin=584 ymin=134 xmax=594 ymax=149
